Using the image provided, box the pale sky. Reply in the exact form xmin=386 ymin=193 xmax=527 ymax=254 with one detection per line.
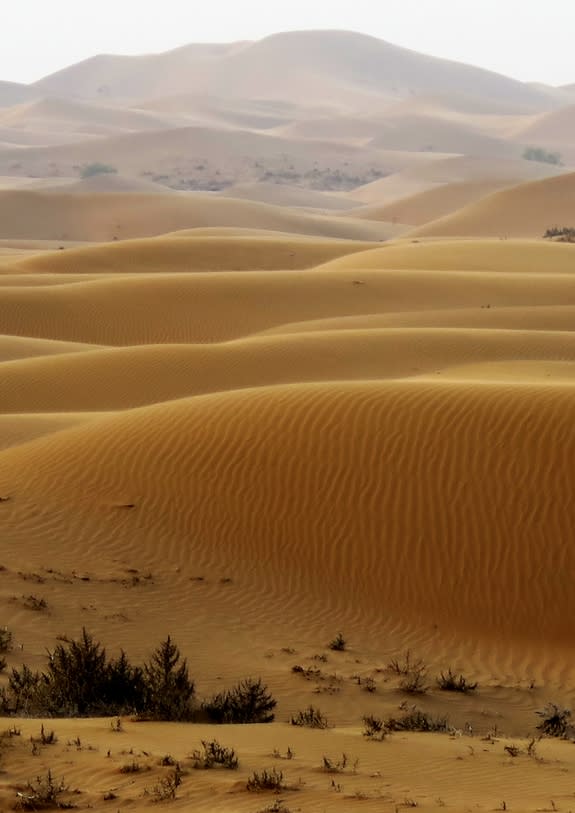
xmin=3 ymin=0 xmax=574 ymax=87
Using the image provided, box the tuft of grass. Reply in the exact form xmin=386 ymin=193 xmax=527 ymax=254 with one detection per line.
xmin=290 ymin=705 xmax=329 ymax=729
xmin=328 ymin=633 xmax=346 ymax=652
xmin=362 ymin=715 xmax=387 ymax=741
xmin=536 ymin=703 xmax=572 ymax=738
xmin=388 ymin=650 xmax=425 ymax=676
xmin=437 ymin=668 xmax=477 ymax=694
xmin=190 ymin=739 xmax=238 ymax=770
xmin=385 ymin=709 xmax=448 ymax=733
xmin=246 ymin=767 xmax=285 ymax=792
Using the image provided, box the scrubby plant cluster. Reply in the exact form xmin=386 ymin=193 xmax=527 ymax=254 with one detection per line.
xmin=364 ymin=709 xmax=449 ymax=736
xmin=0 ymin=628 xmax=275 ymax=723
xmin=523 ymin=147 xmax=562 ymax=165
xmin=543 ymin=226 xmax=575 ymax=242
xmin=290 ymin=705 xmax=329 ymax=729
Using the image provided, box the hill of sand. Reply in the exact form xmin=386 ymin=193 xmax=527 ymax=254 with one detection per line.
xmin=511 ymin=103 xmax=575 ymax=147
xmin=351 ymin=154 xmax=569 ymax=204
xmin=0 ymin=189 xmax=403 ymax=241
xmin=412 ymin=172 xmax=575 ymax=237
xmin=218 ymin=181 xmax=361 ymax=210
xmin=0 ymin=80 xmax=37 ymax=107
xmin=345 ymin=179 xmax=514 ymax=225
xmin=33 ymin=30 xmax=556 ymax=113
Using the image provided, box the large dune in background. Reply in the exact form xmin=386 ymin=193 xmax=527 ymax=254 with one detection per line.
xmin=412 ymin=172 xmax=575 ymax=237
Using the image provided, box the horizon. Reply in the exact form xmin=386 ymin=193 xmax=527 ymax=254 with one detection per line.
xmin=2 ymin=0 xmax=574 ymax=87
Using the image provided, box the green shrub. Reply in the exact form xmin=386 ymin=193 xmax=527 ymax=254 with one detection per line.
xmin=143 ymin=636 xmax=195 ymax=721
xmin=80 ymin=162 xmax=118 ymax=179
xmin=202 ymin=678 xmax=276 ymax=724
xmin=523 ymin=147 xmax=562 ymax=165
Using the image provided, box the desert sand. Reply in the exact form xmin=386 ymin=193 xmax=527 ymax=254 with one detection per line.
xmin=0 ymin=28 xmax=574 ymax=813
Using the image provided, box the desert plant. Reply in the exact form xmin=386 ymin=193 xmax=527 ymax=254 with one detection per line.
xmin=80 ymin=162 xmax=118 ymax=179
xmin=362 ymin=714 xmax=387 ymax=740
xmin=0 ymin=627 xmax=13 ymax=653
xmin=22 ymin=595 xmax=48 ymax=612
xmin=290 ymin=705 xmax=329 ymax=729
xmin=246 ymin=767 xmax=285 ymax=792
xmin=536 ymin=703 xmax=572 ymax=738
xmin=328 ymin=633 xmax=346 ymax=651
xmin=388 ymin=650 xmax=425 ymax=676
xmin=15 ymin=770 xmax=68 ymax=810
xmin=321 ymin=753 xmax=355 ymax=773
xmin=385 ymin=709 xmax=448 ymax=733
xmin=523 ymin=147 xmax=562 ymax=165
xmin=120 ymin=761 xmax=145 ymax=774
xmin=399 ymin=668 xmax=428 ymax=694
xmin=202 ymin=678 xmax=276 ymax=724
xmin=437 ymin=668 xmax=478 ymax=694
xmin=32 ymin=725 xmax=57 ymax=745
xmin=143 ymin=636 xmax=195 ymax=721
xmin=190 ymin=739 xmax=238 ymax=770
xmin=149 ymin=764 xmax=182 ymax=802
xmin=543 ymin=226 xmax=575 ymax=242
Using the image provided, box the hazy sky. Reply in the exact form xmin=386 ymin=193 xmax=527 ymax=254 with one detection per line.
xmin=3 ymin=0 xmax=574 ymax=86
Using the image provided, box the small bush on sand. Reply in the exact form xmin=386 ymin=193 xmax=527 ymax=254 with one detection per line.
xmin=80 ymin=162 xmax=118 ymax=179
xmin=291 ymin=705 xmax=329 ymax=729
xmin=149 ymin=764 xmax=182 ymax=802
xmin=385 ymin=709 xmax=448 ymax=733
xmin=388 ymin=650 xmax=425 ymax=676
xmin=202 ymin=678 xmax=276 ymax=724
xmin=328 ymin=633 xmax=346 ymax=652
xmin=437 ymin=668 xmax=477 ymax=694
xmin=362 ymin=715 xmax=387 ymax=740
xmin=246 ymin=767 xmax=285 ymax=792
xmin=0 ymin=627 xmax=13 ymax=653
xmin=399 ymin=667 xmax=428 ymax=694
xmin=536 ymin=703 xmax=572 ymax=738
xmin=16 ymin=770 xmax=69 ymax=810
xmin=543 ymin=226 xmax=575 ymax=242
xmin=143 ymin=636 xmax=195 ymax=721
xmin=190 ymin=739 xmax=238 ymax=770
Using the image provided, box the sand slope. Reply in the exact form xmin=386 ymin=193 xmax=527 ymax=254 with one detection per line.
xmin=412 ymin=172 xmax=575 ymax=237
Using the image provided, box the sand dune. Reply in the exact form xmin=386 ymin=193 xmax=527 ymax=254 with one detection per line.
xmin=346 ymin=179 xmax=514 ymax=224
xmin=1 ymin=379 xmax=574 ymax=661
xmin=350 ymin=153 xmax=567 ymax=204
xmin=218 ymin=181 xmax=361 ymax=210
xmin=511 ymin=103 xmax=575 ymax=147
xmin=3 ymin=328 xmax=575 ymax=413
xmin=0 ymin=188 xmax=401 ymax=241
xmin=33 ymin=31 xmax=556 ymax=113
xmin=412 ymin=172 xmax=575 ymax=238
xmin=0 ymin=334 xmax=100 ymax=362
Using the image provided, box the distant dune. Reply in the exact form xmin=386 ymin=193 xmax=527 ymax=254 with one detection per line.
xmin=412 ymin=172 xmax=575 ymax=237
xmin=0 ymin=188 xmax=402 ymax=241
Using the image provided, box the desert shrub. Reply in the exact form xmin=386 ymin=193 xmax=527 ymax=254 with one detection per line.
xmin=535 ymin=703 xmax=572 ymax=738
xmin=437 ymin=668 xmax=477 ymax=694
xmin=321 ymin=753 xmax=354 ymax=773
xmin=0 ymin=627 xmax=13 ymax=653
xmin=15 ymin=770 xmax=69 ymax=810
xmin=149 ymin=764 xmax=182 ymax=802
xmin=362 ymin=714 xmax=387 ymax=740
xmin=202 ymin=678 xmax=276 ymax=724
xmin=290 ymin=705 xmax=329 ymax=729
xmin=22 ymin=595 xmax=48 ymax=612
xmin=385 ymin=709 xmax=448 ymax=733
xmin=80 ymin=162 xmax=118 ymax=179
xmin=399 ymin=667 xmax=428 ymax=694
xmin=328 ymin=633 xmax=346 ymax=651
xmin=7 ymin=665 xmax=45 ymax=715
xmin=543 ymin=226 xmax=575 ymax=242
xmin=32 ymin=725 xmax=57 ymax=746
xmin=119 ymin=761 xmax=145 ymax=774
xmin=388 ymin=650 xmax=425 ymax=676
xmin=190 ymin=739 xmax=238 ymax=770
xmin=246 ymin=767 xmax=285 ymax=792
xmin=143 ymin=636 xmax=195 ymax=721
xmin=523 ymin=147 xmax=562 ymax=165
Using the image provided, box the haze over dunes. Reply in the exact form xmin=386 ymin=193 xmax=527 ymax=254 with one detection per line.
xmin=0 ymin=26 xmax=574 ymax=813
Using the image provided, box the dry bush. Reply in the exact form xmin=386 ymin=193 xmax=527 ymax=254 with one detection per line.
xmin=437 ymin=668 xmax=477 ymax=694
xmin=290 ymin=705 xmax=329 ymax=729
xmin=362 ymin=715 xmax=387 ymax=741
xmin=536 ymin=703 xmax=572 ymax=738
xmin=246 ymin=767 xmax=285 ymax=792
xmin=399 ymin=667 xmax=428 ymax=695
xmin=385 ymin=709 xmax=448 ymax=733
xmin=15 ymin=770 xmax=70 ymax=810
xmin=388 ymin=650 xmax=425 ymax=676
xmin=190 ymin=739 xmax=238 ymax=770
xmin=149 ymin=764 xmax=182 ymax=802
xmin=328 ymin=633 xmax=346 ymax=651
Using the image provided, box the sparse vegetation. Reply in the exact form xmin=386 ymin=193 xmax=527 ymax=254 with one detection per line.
xmin=536 ymin=703 xmax=572 ymax=738
xmin=362 ymin=714 xmax=387 ymax=741
xmin=385 ymin=709 xmax=448 ymax=733
xmin=149 ymin=764 xmax=182 ymax=802
xmin=328 ymin=633 xmax=346 ymax=652
xmin=16 ymin=770 xmax=70 ymax=810
xmin=543 ymin=226 xmax=575 ymax=242
xmin=202 ymin=678 xmax=276 ymax=723
xmin=142 ymin=636 xmax=195 ymax=721
xmin=80 ymin=162 xmax=118 ymax=179
xmin=190 ymin=739 xmax=238 ymax=770
xmin=388 ymin=650 xmax=425 ymax=676
xmin=523 ymin=147 xmax=562 ymax=166
xmin=0 ymin=627 xmax=13 ymax=653
xmin=246 ymin=767 xmax=286 ymax=792
xmin=290 ymin=705 xmax=329 ymax=729
xmin=399 ymin=667 xmax=428 ymax=695
xmin=437 ymin=668 xmax=478 ymax=694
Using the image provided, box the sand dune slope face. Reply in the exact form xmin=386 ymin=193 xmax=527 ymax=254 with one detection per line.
xmin=412 ymin=172 xmax=575 ymax=237
xmin=0 ymin=381 xmax=574 ymax=659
